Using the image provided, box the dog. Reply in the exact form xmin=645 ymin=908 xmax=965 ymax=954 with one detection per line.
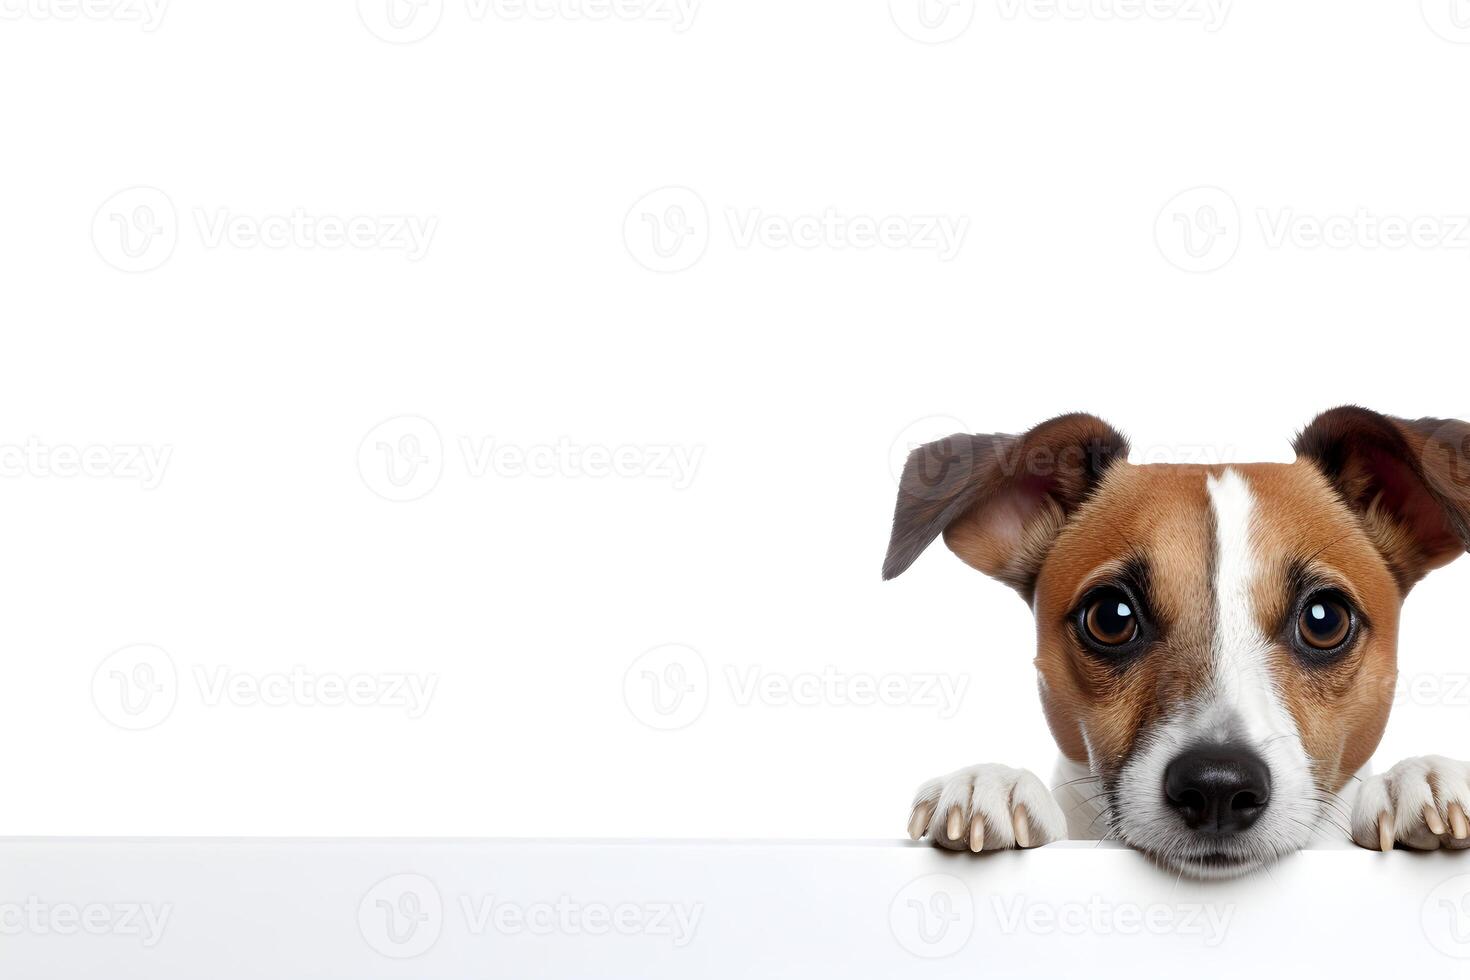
xmin=884 ymin=407 xmax=1470 ymax=878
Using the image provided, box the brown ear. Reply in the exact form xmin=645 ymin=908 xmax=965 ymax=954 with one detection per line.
xmin=882 ymin=413 xmax=1130 ymax=596
xmin=1294 ymin=406 xmax=1470 ymax=589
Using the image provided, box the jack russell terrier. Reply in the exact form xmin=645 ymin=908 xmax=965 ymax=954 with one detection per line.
xmin=884 ymin=407 xmax=1470 ymax=877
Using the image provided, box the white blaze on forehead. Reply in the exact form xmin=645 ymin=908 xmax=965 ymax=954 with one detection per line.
xmin=1104 ymin=468 xmax=1325 ymax=869
xmin=1202 ymin=469 xmax=1295 ymax=742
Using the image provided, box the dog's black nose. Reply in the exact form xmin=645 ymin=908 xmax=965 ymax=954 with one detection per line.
xmin=1163 ymin=744 xmax=1271 ymax=836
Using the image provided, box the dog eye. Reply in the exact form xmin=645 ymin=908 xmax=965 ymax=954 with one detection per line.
xmin=1082 ymin=588 xmax=1139 ymax=647
xmin=1298 ymin=592 xmax=1353 ymax=651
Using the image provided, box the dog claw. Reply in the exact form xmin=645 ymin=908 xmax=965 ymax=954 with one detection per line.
xmin=968 ymin=812 xmax=985 ymax=852
xmin=907 ymin=801 xmax=935 ymax=841
xmin=1012 ymin=805 xmax=1031 ymax=848
xmin=946 ymin=805 xmax=963 ymax=841
xmin=1377 ymin=812 xmax=1394 ymax=852
xmin=1425 ymin=806 xmax=1447 ymax=836
xmin=1449 ymin=802 xmax=1469 ymax=840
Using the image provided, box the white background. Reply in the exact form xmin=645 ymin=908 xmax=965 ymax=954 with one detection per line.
xmin=1 ymin=0 xmax=1468 ymax=838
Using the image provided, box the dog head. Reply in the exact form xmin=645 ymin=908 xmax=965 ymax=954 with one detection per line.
xmin=884 ymin=408 xmax=1470 ymax=877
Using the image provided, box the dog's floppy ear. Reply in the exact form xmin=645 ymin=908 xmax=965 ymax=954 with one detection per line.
xmin=882 ymin=413 xmax=1130 ymax=596
xmin=1294 ymin=406 xmax=1470 ymax=589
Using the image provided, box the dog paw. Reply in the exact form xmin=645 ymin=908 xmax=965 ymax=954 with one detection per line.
xmin=906 ymin=763 xmax=1067 ymax=852
xmin=1352 ymin=755 xmax=1470 ymax=852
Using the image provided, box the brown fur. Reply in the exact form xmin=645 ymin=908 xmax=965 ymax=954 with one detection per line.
xmin=1031 ymin=464 xmax=1217 ymax=777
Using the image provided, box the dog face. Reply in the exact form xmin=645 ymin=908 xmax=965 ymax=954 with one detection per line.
xmin=884 ymin=408 xmax=1470 ymax=877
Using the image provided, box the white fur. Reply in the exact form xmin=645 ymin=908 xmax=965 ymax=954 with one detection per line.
xmin=1352 ymin=755 xmax=1470 ymax=850
xmin=911 ymin=764 xmax=1067 ymax=851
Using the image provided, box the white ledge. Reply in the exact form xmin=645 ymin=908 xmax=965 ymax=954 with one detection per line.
xmin=2 ymin=838 xmax=1469 ymax=977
